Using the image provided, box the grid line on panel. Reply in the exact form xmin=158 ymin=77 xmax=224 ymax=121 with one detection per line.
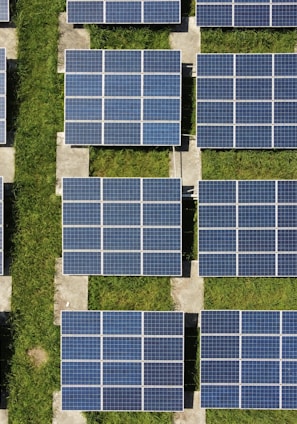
xmin=275 ymin=181 xmax=278 ymax=276
xmin=279 ymin=311 xmax=283 ymax=409
xmin=235 ymin=181 xmax=239 ymax=276
xmin=271 ymin=54 xmax=275 ymax=148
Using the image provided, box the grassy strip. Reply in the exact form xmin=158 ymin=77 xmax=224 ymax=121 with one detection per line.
xmin=8 ymin=0 xmax=63 ymax=422
xmin=201 ymin=28 xmax=297 ymax=424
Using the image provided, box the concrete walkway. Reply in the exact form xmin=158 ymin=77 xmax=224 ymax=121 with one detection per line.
xmin=55 ymin=132 xmax=89 ymax=196
xmin=53 ymin=391 xmax=86 ymax=424
xmin=0 ymin=277 xmax=12 ymax=311
xmin=0 ymin=147 xmax=15 ymax=183
xmin=53 ymin=258 xmax=88 ymax=325
xmin=0 ymin=23 xmax=17 ymax=59
xmin=170 ymin=17 xmax=201 ymax=71
xmin=57 ymin=13 xmax=90 ymax=73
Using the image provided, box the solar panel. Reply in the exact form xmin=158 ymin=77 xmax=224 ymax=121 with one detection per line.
xmin=67 ymin=0 xmax=180 ymax=24
xmin=0 ymin=49 xmax=6 ymax=144
xmin=198 ymin=180 xmax=297 ymax=277
xmin=61 ymin=311 xmax=184 ymax=411
xmin=196 ymin=1 xmax=297 ymax=27
xmin=62 ymin=177 xmax=182 ymax=276
xmin=65 ymin=50 xmax=181 ymax=146
xmin=0 ymin=0 xmax=9 ymax=21
xmin=0 ymin=177 xmax=3 ymax=275
xmin=196 ymin=54 xmax=297 ymax=149
xmin=201 ymin=310 xmax=297 ymax=409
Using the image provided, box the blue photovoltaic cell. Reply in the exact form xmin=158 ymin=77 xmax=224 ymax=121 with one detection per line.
xmin=65 ymin=50 xmax=181 ymax=146
xmin=198 ymin=180 xmax=297 ymax=277
xmin=63 ymin=178 xmax=181 ymax=276
xmin=0 ymin=0 xmax=9 ymax=21
xmin=196 ymin=3 xmax=297 ymax=27
xmin=197 ymin=54 xmax=297 ymax=149
xmin=0 ymin=50 xmax=5 ymax=144
xmin=67 ymin=0 xmax=180 ymax=24
xmin=201 ymin=310 xmax=297 ymax=409
xmin=61 ymin=311 xmax=184 ymax=411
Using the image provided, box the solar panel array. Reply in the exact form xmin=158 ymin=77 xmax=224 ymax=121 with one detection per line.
xmin=67 ymin=0 xmax=180 ymax=24
xmin=198 ymin=180 xmax=297 ymax=277
xmin=201 ymin=310 xmax=297 ymax=409
xmin=61 ymin=311 xmax=184 ymax=411
xmin=62 ymin=177 xmax=182 ymax=276
xmin=0 ymin=49 xmax=6 ymax=144
xmin=0 ymin=0 xmax=9 ymax=21
xmin=0 ymin=177 xmax=3 ymax=275
xmin=196 ymin=54 xmax=297 ymax=149
xmin=65 ymin=50 xmax=181 ymax=146
xmin=196 ymin=0 xmax=297 ymax=27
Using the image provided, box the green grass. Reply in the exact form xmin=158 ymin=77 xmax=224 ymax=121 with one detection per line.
xmin=207 ymin=410 xmax=297 ymax=424
xmin=8 ymin=0 xmax=63 ymax=422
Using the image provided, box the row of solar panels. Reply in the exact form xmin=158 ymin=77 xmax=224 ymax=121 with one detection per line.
xmin=61 ymin=310 xmax=297 ymax=411
xmin=63 ymin=178 xmax=297 ymax=278
xmin=65 ymin=0 xmax=297 ymax=27
xmin=64 ymin=51 xmax=297 ymax=149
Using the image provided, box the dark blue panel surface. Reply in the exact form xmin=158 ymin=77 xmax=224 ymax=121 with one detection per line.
xmin=239 ymin=254 xmax=275 ymax=276
xmin=63 ymin=178 xmax=101 ymax=201
xmin=65 ymin=122 xmax=102 ymax=145
xmin=282 ymin=386 xmax=297 ymax=409
xmin=103 ymin=228 xmax=140 ymax=251
xmin=199 ymin=230 xmax=236 ymax=252
xmin=197 ymin=54 xmax=233 ymax=77
xmin=63 ymin=252 xmax=101 ymax=275
xmin=196 ymin=5 xmax=232 ymax=26
xmin=103 ymin=362 xmax=141 ymax=385
xmin=103 ymin=178 xmax=140 ymax=201
xmin=234 ymin=5 xmax=270 ymax=26
xmin=144 ymin=363 xmax=183 ymax=386
xmin=144 ymin=312 xmax=184 ymax=335
xmin=199 ymin=254 xmax=236 ymax=276
xmin=63 ymin=227 xmax=101 ymax=250
xmin=278 ymin=230 xmax=297 ymax=251
xmin=142 ymin=122 xmax=180 ymax=146
xmin=144 ymin=75 xmax=180 ymax=97
xmin=197 ymin=102 xmax=233 ymax=124
xmin=236 ymin=126 xmax=272 ymax=148
xmin=103 ymin=311 xmax=142 ymax=335
xmin=144 ymin=337 xmax=183 ymax=360
xmin=236 ymin=79 xmax=272 ymax=100
xmin=242 ymin=311 xmax=280 ymax=334
xmin=236 ymin=102 xmax=271 ymax=124
xmin=143 ymin=228 xmax=180 ymax=251
xmin=65 ymin=50 xmax=102 ymax=73
xmin=242 ymin=336 xmax=280 ymax=358
xmin=199 ymin=206 xmax=236 ymax=228
xmin=63 ymin=203 xmax=100 ymax=226
xmin=197 ymin=78 xmax=233 ymax=100
xmin=238 ymin=230 xmax=275 ymax=252
xmin=62 ymin=336 xmax=100 ymax=359
xmin=144 ymin=388 xmax=183 ymax=411
xmin=278 ymin=181 xmax=297 ymax=203
xmin=103 ymin=203 xmax=140 ymax=225
xmin=103 ymin=387 xmax=142 ymax=411
xmin=236 ymin=55 xmax=272 ymax=76
xmin=62 ymin=311 xmax=101 ymax=335
xmin=144 ymin=98 xmax=179 ymax=120
xmin=282 ymin=311 xmax=297 ymax=334
xmin=282 ymin=361 xmax=297 ymax=384
xmin=105 ymin=75 xmax=141 ymax=97
xmin=143 ymin=204 xmax=180 ymax=226
xmin=275 ymin=102 xmax=297 ymax=124
xmin=242 ymin=361 xmax=279 ymax=383
xmin=66 ymin=98 xmax=102 ymax=120
xmin=104 ymin=99 xmax=141 ymax=121
xmin=104 ymin=51 xmax=141 ymax=73
xmin=238 ymin=206 xmax=275 ymax=227
xmin=66 ymin=74 xmax=102 ymax=96
xmin=278 ymin=206 xmax=297 ymax=227
xmin=144 ymin=2 xmax=180 ymax=24
xmin=275 ymin=78 xmax=297 ymax=100
xmin=201 ymin=361 xmax=239 ymax=383
xmin=278 ymin=254 xmax=297 ymax=276
xmin=144 ymin=50 xmax=180 ymax=73
xmin=197 ymin=126 xmax=234 ymax=148
xmin=199 ymin=181 xmax=236 ymax=203
xmin=201 ymin=385 xmax=239 ymax=408
xmin=103 ymin=252 xmax=141 ymax=275
xmin=239 ymin=180 xmax=275 ymax=204
xmin=143 ymin=178 xmax=180 ymax=201
xmin=62 ymin=361 xmax=101 ymax=385
xmin=282 ymin=336 xmax=297 ymax=359
xmin=201 ymin=336 xmax=239 ymax=359
xmin=62 ymin=387 xmax=101 ymax=410
xmin=104 ymin=123 xmax=141 ymax=145
xmin=272 ymin=5 xmax=297 ymax=26
xmin=103 ymin=337 xmax=141 ymax=360
xmin=201 ymin=311 xmax=239 ymax=334
xmin=241 ymin=386 xmax=279 ymax=409
xmin=143 ymin=253 xmax=181 ymax=276
xmin=105 ymin=2 xmax=142 ymax=23
xmin=67 ymin=1 xmax=103 ymax=24
xmin=275 ymin=54 xmax=297 ymax=76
